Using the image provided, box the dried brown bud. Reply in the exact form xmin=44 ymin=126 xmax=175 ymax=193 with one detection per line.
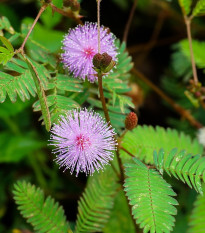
xmin=93 ymin=53 xmax=103 ymax=69
xmin=195 ymin=91 xmax=201 ymax=98
xmin=71 ymin=1 xmax=80 ymax=11
xmin=125 ymin=112 xmax=138 ymax=130
xmin=63 ymin=0 xmax=73 ymax=7
xmin=101 ymin=52 xmax=112 ymax=68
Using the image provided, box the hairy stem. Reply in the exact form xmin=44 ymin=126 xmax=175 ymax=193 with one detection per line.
xmin=185 ymin=16 xmax=198 ymax=83
xmin=98 ymin=73 xmax=111 ymax=125
xmin=120 ymin=146 xmax=135 ymax=158
xmin=23 ymin=54 xmax=51 ymax=131
xmin=18 ymin=4 xmax=48 ymax=53
xmin=50 ymin=3 xmax=83 ymax=25
xmin=123 ymin=0 xmax=138 ymax=43
xmin=132 ymin=67 xmax=203 ymax=129
xmin=97 ymin=0 xmax=101 ymax=53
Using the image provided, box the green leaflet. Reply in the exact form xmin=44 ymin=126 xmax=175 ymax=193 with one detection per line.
xmin=188 ymin=186 xmax=205 ymax=233
xmin=0 ymin=36 xmax=14 ymax=65
xmin=121 ymin=125 xmax=203 ymax=164
xmin=78 ymin=40 xmax=134 ymax=133
xmin=75 ymin=166 xmax=119 ymax=233
xmin=13 ymin=181 xmax=71 ymax=233
xmin=192 ymin=0 xmax=205 ymax=17
xmin=154 ymin=148 xmax=205 ymax=195
xmin=33 ymin=74 xmax=82 ymax=124
xmin=0 ymin=131 xmax=45 ymax=163
xmin=0 ymin=58 xmax=49 ymax=103
xmin=0 ymin=16 xmax=15 ymax=34
xmin=103 ymin=190 xmax=136 ymax=233
xmin=124 ymin=158 xmax=178 ymax=233
xmin=25 ymin=55 xmax=51 ymax=131
xmin=178 ymin=0 xmax=192 ymax=15
xmin=180 ymin=39 xmax=205 ymax=69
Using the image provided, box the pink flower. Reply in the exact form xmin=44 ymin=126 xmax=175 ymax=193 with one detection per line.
xmin=61 ymin=22 xmax=117 ymax=82
xmin=50 ymin=109 xmax=117 ymax=176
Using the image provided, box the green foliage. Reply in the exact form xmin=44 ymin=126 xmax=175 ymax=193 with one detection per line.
xmin=0 ymin=131 xmax=45 ymax=163
xmin=0 ymin=58 xmax=49 ymax=103
xmin=103 ymin=190 xmax=135 ymax=233
xmin=75 ymin=167 xmax=118 ymax=233
xmin=13 ymin=181 xmax=70 ymax=233
xmin=22 ymin=18 xmax=64 ymax=53
xmin=192 ymin=0 xmax=205 ymax=17
xmin=0 ymin=16 xmax=15 ymax=34
xmin=180 ymin=39 xmax=205 ymax=69
xmin=0 ymin=36 xmax=14 ymax=65
xmin=124 ymin=158 xmax=178 ymax=233
xmin=154 ymin=148 xmax=205 ymax=194
xmin=121 ymin=125 xmax=203 ymax=164
xmin=33 ymin=74 xmax=81 ymax=124
xmin=84 ymin=40 xmax=134 ymax=132
xmin=188 ymin=186 xmax=205 ymax=232
xmin=178 ymin=0 xmax=192 ymax=15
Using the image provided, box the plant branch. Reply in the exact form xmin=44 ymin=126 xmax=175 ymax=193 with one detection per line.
xmin=184 ymin=16 xmax=198 ymax=84
xmin=17 ymin=3 xmax=48 ymax=53
xmin=23 ymin=54 xmax=51 ymax=131
xmin=123 ymin=0 xmax=138 ymax=43
xmin=50 ymin=3 xmax=83 ymax=25
xmin=98 ymin=74 xmax=111 ymax=125
xmin=132 ymin=67 xmax=203 ymax=129
xmin=97 ymin=0 xmax=101 ymax=53
xmin=120 ymin=146 xmax=135 ymax=157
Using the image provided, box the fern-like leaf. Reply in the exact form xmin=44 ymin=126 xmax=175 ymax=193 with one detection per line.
xmin=0 ymin=58 xmax=49 ymax=103
xmin=192 ymin=0 xmax=205 ymax=17
xmin=178 ymin=0 xmax=192 ymax=15
xmin=75 ymin=167 xmax=118 ymax=233
xmin=13 ymin=181 xmax=70 ymax=233
xmin=188 ymin=186 xmax=205 ymax=232
xmin=124 ymin=158 xmax=178 ymax=233
xmin=33 ymin=74 xmax=82 ymax=124
xmin=154 ymin=148 xmax=205 ymax=194
xmin=121 ymin=125 xmax=203 ymax=164
xmin=0 ymin=36 xmax=14 ymax=65
xmin=180 ymin=39 xmax=205 ymax=69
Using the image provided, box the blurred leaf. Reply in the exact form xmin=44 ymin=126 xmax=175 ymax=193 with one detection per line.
xmin=188 ymin=185 xmax=205 ymax=232
xmin=178 ymin=0 xmax=192 ymax=15
xmin=0 ymin=98 xmax=32 ymax=118
xmin=21 ymin=18 xmax=64 ymax=52
xmin=180 ymin=39 xmax=205 ymax=69
xmin=0 ymin=15 xmax=15 ymax=34
xmin=0 ymin=131 xmax=45 ymax=163
xmin=192 ymin=0 xmax=205 ymax=17
xmin=103 ymin=190 xmax=135 ymax=233
xmin=41 ymin=6 xmax=63 ymax=29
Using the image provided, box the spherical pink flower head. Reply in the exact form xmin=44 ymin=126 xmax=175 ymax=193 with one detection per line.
xmin=50 ymin=109 xmax=117 ymax=176
xmin=61 ymin=22 xmax=117 ymax=82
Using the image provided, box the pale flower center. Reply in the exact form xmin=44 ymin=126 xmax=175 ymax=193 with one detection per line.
xmin=83 ymin=47 xmax=95 ymax=59
xmin=75 ymin=134 xmax=91 ymax=151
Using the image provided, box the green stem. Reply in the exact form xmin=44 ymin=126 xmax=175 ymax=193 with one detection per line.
xmin=23 ymin=54 xmax=51 ymax=131
xmin=2 ymin=116 xmax=21 ymax=135
xmin=28 ymin=153 xmax=47 ymax=188
xmin=98 ymin=73 xmax=111 ymax=125
xmin=184 ymin=16 xmax=198 ymax=84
